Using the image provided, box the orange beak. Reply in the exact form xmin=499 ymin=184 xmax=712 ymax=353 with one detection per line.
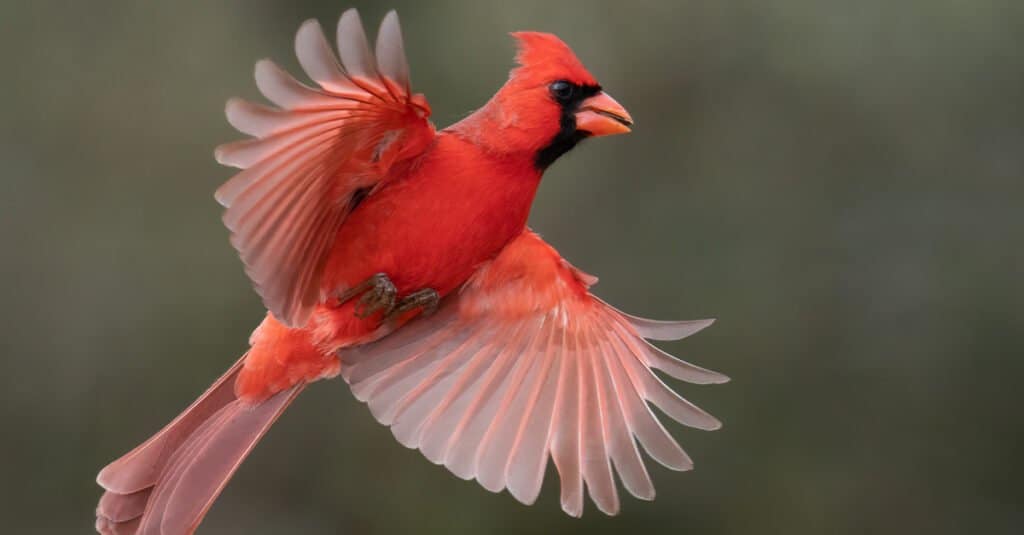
xmin=574 ymin=91 xmax=633 ymax=137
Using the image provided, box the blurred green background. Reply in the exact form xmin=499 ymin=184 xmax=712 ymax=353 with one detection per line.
xmin=2 ymin=1 xmax=1022 ymax=533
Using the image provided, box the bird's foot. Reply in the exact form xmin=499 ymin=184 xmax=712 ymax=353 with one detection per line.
xmin=385 ymin=288 xmax=440 ymax=322
xmin=335 ymin=273 xmax=398 ymax=319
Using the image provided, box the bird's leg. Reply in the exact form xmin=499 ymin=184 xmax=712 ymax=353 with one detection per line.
xmin=334 ymin=273 xmax=398 ymax=319
xmin=384 ymin=288 xmax=440 ymax=322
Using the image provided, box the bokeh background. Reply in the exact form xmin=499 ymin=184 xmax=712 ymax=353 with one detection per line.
xmin=2 ymin=1 xmax=1022 ymax=533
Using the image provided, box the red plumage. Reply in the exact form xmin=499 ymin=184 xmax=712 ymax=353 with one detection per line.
xmin=96 ymin=9 xmax=726 ymax=534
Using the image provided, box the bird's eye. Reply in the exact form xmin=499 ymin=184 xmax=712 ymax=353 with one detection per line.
xmin=549 ymin=80 xmax=575 ymax=102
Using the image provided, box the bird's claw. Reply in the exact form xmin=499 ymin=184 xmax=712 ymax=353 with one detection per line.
xmin=334 ymin=273 xmax=438 ymax=321
xmin=385 ymin=288 xmax=440 ymax=322
xmin=335 ymin=273 xmax=397 ymax=319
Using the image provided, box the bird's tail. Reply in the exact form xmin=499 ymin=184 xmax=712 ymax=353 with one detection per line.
xmin=95 ymin=356 xmax=304 ymax=535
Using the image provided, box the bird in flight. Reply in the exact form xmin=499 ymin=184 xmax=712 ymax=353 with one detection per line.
xmin=95 ymin=8 xmax=728 ymax=534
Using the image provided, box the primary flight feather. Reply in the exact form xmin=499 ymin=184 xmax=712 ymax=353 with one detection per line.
xmin=95 ymin=8 xmax=727 ymax=534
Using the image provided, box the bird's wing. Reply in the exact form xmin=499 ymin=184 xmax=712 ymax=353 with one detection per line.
xmin=342 ymin=230 xmax=728 ymax=517
xmin=215 ymin=10 xmax=434 ymax=327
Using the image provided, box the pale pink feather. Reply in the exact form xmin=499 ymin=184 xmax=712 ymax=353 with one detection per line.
xmin=340 ymin=230 xmax=728 ymax=516
xmin=579 ymin=323 xmax=619 ymax=514
xmin=593 ymin=333 xmax=655 ymax=500
xmin=474 ymin=325 xmax=547 ymax=493
xmin=96 ymin=357 xmax=246 ymax=495
xmin=95 ymin=356 xmax=302 ymax=535
xmin=504 ymin=324 xmax=560 ymax=505
xmin=418 ymin=330 xmax=522 ymax=465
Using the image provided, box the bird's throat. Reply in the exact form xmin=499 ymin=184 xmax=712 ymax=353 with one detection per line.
xmin=535 ymin=113 xmax=589 ymax=170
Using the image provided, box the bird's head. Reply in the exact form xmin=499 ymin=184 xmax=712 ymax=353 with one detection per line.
xmin=466 ymin=32 xmax=633 ymax=169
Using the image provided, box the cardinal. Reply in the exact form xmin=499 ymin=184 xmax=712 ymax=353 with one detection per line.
xmin=95 ymin=9 xmax=727 ymax=534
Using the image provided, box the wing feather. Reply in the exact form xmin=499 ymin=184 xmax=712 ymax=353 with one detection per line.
xmin=388 ymin=330 xmax=491 ymax=446
xmin=253 ymin=59 xmax=339 ymax=111
xmin=443 ymin=328 xmax=532 ymax=480
xmin=341 ymin=230 xmax=726 ymax=515
xmin=504 ymin=321 xmax=561 ymax=505
xmin=216 ymin=9 xmax=434 ymax=327
xmin=418 ymin=337 xmax=511 ymax=464
xmin=365 ymin=334 xmax=470 ymax=425
xmin=550 ymin=316 xmax=585 ymax=516
xmin=295 ymin=20 xmax=356 ymax=94
xmin=336 ymin=9 xmax=380 ymax=82
xmin=608 ymin=320 xmax=723 ymax=431
xmin=579 ymin=322 xmax=620 ymax=515
xmin=475 ymin=321 xmax=550 ymax=493
xmin=593 ymin=334 xmax=655 ymax=500
xmin=375 ymin=11 xmax=411 ymax=91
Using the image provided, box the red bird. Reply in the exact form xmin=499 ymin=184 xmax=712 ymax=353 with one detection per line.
xmin=95 ymin=9 xmax=727 ymax=534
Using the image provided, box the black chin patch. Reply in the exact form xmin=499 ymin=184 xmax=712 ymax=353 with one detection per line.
xmin=535 ymin=114 xmax=590 ymax=169
xmin=534 ymin=83 xmax=602 ymax=170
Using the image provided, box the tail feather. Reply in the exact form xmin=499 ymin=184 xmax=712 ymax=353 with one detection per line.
xmin=95 ymin=356 xmax=303 ymax=534
xmin=96 ymin=488 xmax=148 ymax=523
xmin=95 ymin=516 xmax=141 ymax=535
xmin=97 ymin=357 xmax=246 ymax=494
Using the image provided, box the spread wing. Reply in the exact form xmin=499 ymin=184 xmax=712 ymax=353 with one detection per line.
xmin=215 ymin=9 xmax=434 ymax=327
xmin=341 ymin=230 xmax=728 ymax=516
